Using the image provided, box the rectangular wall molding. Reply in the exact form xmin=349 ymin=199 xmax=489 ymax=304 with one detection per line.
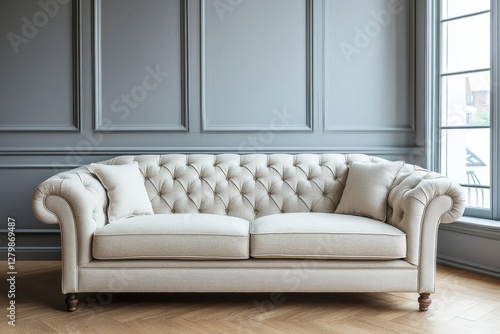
xmin=93 ymin=0 xmax=189 ymax=132
xmin=200 ymin=0 xmax=313 ymax=132
xmin=0 ymin=0 xmax=81 ymax=132
xmin=0 ymin=146 xmax=425 ymax=158
xmin=323 ymin=0 xmax=416 ymax=133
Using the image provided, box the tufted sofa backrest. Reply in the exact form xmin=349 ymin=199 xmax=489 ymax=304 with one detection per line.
xmin=90 ymin=154 xmax=395 ymax=222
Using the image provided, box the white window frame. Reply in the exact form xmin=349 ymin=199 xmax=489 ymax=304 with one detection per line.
xmin=427 ymin=0 xmax=499 ymax=222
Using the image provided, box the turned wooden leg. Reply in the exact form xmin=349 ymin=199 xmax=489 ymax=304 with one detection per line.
xmin=65 ymin=293 xmax=78 ymax=312
xmin=418 ymin=293 xmax=432 ymax=311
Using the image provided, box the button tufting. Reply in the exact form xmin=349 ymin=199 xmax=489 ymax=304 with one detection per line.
xmin=99 ymin=155 xmax=381 ymax=223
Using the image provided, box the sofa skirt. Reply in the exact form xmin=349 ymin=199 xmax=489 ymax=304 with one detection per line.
xmin=75 ymin=259 xmax=418 ymax=293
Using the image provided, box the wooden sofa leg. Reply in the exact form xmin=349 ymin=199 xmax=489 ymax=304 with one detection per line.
xmin=65 ymin=293 xmax=78 ymax=312
xmin=418 ymin=293 xmax=431 ymax=311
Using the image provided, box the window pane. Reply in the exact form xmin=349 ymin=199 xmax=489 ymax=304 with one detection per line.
xmin=441 ymin=71 xmax=490 ymax=126
xmin=462 ymin=187 xmax=491 ymax=209
xmin=441 ymin=128 xmax=490 ymax=190
xmin=441 ymin=13 xmax=490 ymax=73
xmin=441 ymin=0 xmax=490 ymax=20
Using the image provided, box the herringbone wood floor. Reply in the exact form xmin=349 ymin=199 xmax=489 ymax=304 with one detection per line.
xmin=1 ymin=262 xmax=499 ymax=333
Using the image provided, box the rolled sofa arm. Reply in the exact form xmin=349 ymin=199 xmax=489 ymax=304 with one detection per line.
xmin=403 ymin=174 xmax=465 ymax=224
xmin=387 ymin=167 xmax=466 ymax=292
xmin=32 ymin=167 xmax=107 ymax=293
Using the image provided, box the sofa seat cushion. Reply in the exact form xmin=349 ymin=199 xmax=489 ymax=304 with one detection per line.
xmin=93 ymin=214 xmax=250 ymax=260
xmin=250 ymin=213 xmax=406 ymax=259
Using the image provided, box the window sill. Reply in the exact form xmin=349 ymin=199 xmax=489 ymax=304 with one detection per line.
xmin=439 ymin=216 xmax=500 ymax=241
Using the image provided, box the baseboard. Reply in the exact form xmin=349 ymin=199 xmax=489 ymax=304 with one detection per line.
xmin=0 ymin=247 xmax=61 ymax=261
xmin=437 ymin=254 xmax=500 ymax=279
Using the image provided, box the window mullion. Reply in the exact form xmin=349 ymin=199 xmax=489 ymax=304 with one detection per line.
xmin=491 ymin=0 xmax=499 ymax=220
xmin=426 ymin=0 xmax=440 ymax=171
xmin=441 ymin=126 xmax=490 ymax=130
xmin=441 ymin=68 xmax=490 ymax=77
xmin=440 ymin=9 xmax=491 ymax=23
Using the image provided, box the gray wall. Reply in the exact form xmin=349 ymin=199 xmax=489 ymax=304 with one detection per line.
xmin=438 ymin=222 xmax=500 ymax=278
xmin=1 ymin=0 xmax=425 ymax=259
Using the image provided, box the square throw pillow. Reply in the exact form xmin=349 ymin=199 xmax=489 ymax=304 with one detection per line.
xmin=90 ymin=162 xmax=154 ymax=222
xmin=335 ymin=161 xmax=404 ymax=221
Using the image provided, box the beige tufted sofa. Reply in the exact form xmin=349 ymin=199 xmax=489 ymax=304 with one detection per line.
xmin=32 ymin=154 xmax=465 ymax=312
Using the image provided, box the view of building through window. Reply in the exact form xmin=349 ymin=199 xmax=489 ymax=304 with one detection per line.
xmin=439 ymin=0 xmax=491 ymax=210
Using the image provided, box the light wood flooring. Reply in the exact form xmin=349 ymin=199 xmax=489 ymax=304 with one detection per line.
xmin=1 ymin=262 xmax=500 ymax=333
